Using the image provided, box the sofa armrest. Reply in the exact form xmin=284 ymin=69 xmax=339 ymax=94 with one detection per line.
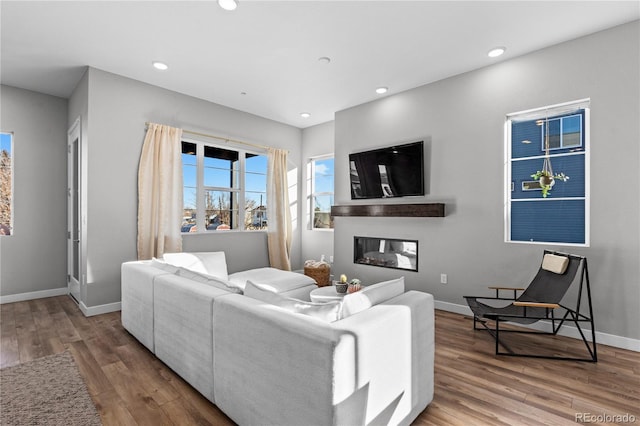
xmin=390 ymin=291 xmax=434 ymax=423
xmin=121 ymin=260 xmax=170 ymax=352
xmin=213 ymin=295 xmax=339 ymax=426
xmin=212 ymin=290 xmax=434 ymax=426
xmin=333 ymin=290 xmax=434 ymax=426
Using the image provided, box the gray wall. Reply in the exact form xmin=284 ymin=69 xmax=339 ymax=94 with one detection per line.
xmin=71 ymin=68 xmax=303 ymax=307
xmin=332 ymin=21 xmax=639 ymax=340
xmin=301 ymin=121 xmax=335 ymax=265
xmin=0 ymin=85 xmax=68 ymax=297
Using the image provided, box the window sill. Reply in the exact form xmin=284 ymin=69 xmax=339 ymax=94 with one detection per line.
xmin=182 ymin=229 xmax=268 ymax=235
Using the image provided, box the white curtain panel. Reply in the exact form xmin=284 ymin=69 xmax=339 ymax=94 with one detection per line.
xmin=137 ymin=123 xmax=183 ymax=259
xmin=266 ymin=147 xmax=292 ymax=271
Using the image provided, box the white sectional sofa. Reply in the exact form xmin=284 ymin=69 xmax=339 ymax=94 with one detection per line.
xmin=121 ymin=252 xmax=434 ymax=426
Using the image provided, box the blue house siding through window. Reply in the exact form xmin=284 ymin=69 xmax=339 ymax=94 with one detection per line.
xmin=506 ymin=105 xmax=589 ymax=246
xmin=511 ymin=200 xmax=586 ymax=244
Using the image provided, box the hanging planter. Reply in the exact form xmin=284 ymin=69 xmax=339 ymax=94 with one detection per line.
xmin=531 ymin=117 xmax=569 ymax=198
xmin=540 ymin=174 xmax=555 ymax=187
xmin=531 ymin=170 xmax=569 ymax=198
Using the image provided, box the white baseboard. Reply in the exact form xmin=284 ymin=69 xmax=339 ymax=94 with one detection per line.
xmin=0 ymin=287 xmax=120 ymax=317
xmin=0 ymin=287 xmax=68 ymax=304
xmin=78 ymin=300 xmax=121 ymax=317
xmin=435 ymin=300 xmax=474 ymax=316
xmin=435 ymin=300 xmax=640 ymax=353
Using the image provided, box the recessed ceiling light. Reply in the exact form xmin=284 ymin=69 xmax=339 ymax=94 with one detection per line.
xmin=318 ymin=56 xmax=331 ymax=64
xmin=376 ymin=87 xmax=388 ymax=94
xmin=218 ymin=0 xmax=238 ymax=11
xmin=487 ymin=47 xmax=506 ymax=58
xmin=152 ymin=61 xmax=168 ymax=71
xmin=300 ymin=112 xmax=311 ymax=118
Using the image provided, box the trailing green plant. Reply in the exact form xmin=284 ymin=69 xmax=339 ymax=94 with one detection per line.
xmin=531 ymin=170 xmax=569 ymax=198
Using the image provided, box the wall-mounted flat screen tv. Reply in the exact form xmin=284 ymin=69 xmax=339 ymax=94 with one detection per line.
xmin=349 ymin=141 xmax=424 ymax=199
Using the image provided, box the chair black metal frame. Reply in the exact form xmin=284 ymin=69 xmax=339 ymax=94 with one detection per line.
xmin=464 ymin=250 xmax=597 ymax=362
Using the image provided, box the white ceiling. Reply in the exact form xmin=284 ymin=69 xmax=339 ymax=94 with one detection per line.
xmin=1 ymin=1 xmax=638 ymax=128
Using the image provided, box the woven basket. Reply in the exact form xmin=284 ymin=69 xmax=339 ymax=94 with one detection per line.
xmin=304 ymin=264 xmax=330 ymax=287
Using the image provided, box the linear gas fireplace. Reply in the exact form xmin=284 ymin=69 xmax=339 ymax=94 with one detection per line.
xmin=354 ymin=236 xmax=418 ymax=272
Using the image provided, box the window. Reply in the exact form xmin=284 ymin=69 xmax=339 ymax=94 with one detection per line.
xmin=0 ymin=132 xmax=12 ymax=236
xmin=543 ymin=114 xmax=583 ymax=150
xmin=505 ymin=100 xmax=589 ymax=246
xmin=310 ymin=156 xmax=334 ymax=229
xmin=182 ymin=140 xmax=267 ymax=233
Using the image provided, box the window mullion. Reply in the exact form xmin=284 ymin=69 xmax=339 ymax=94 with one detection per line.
xmin=238 ymin=152 xmax=246 ymax=231
xmin=196 ymin=142 xmax=205 ymax=233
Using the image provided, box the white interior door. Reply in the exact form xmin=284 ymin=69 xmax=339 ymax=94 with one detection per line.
xmin=67 ymin=119 xmax=81 ymax=303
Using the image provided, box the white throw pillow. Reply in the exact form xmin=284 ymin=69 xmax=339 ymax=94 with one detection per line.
xmin=175 ymin=267 xmax=242 ymax=294
xmin=340 ymin=277 xmax=405 ymax=319
xmin=245 ymin=280 xmax=341 ymax=323
xmin=541 ymin=253 xmax=569 ymax=274
xmin=163 ymin=251 xmax=229 ymax=280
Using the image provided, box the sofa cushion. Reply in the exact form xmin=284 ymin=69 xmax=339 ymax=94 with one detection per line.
xmin=228 ymin=267 xmax=316 ymax=292
xmin=341 ymin=277 xmax=405 ymax=319
xmin=245 ymin=281 xmax=341 ymax=322
xmin=150 ymin=258 xmax=179 ymax=274
xmin=175 ymin=267 xmax=242 ymax=294
xmin=153 ymin=274 xmax=232 ymax=402
xmin=163 ymin=251 xmax=228 ymax=280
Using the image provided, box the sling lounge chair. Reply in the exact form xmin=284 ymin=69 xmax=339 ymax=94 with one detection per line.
xmin=464 ymin=250 xmax=597 ymax=362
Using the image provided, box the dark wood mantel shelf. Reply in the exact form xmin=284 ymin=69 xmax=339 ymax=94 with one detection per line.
xmin=331 ymin=203 xmax=445 ymax=218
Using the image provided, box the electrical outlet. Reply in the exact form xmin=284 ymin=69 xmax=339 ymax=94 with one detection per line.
xmin=440 ymin=273 xmax=448 ymax=284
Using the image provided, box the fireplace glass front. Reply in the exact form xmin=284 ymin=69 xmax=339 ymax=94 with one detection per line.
xmin=353 ymin=236 xmax=418 ymax=271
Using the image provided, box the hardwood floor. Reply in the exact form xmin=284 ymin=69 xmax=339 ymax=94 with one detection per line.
xmin=1 ymin=295 xmax=639 ymax=425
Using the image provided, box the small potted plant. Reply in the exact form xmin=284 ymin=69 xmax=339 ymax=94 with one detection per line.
xmin=348 ymin=278 xmax=362 ymax=293
xmin=335 ymin=274 xmax=349 ymax=294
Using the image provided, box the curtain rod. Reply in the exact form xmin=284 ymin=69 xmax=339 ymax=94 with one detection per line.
xmin=145 ymin=122 xmax=269 ymax=151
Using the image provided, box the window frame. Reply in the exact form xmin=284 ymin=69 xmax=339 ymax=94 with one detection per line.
xmin=309 ymin=154 xmax=334 ymax=231
xmin=182 ymin=137 xmax=267 ymax=234
xmin=0 ymin=131 xmax=13 ymax=236
xmin=504 ymin=99 xmax=590 ymax=247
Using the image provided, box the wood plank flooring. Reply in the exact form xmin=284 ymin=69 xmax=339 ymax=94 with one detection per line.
xmin=1 ymin=295 xmax=639 ymax=425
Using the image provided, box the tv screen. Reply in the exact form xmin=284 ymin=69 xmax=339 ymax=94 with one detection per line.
xmin=349 ymin=141 xmax=424 ymax=199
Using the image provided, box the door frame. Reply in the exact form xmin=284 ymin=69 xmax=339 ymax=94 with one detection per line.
xmin=67 ymin=117 xmax=85 ymax=304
